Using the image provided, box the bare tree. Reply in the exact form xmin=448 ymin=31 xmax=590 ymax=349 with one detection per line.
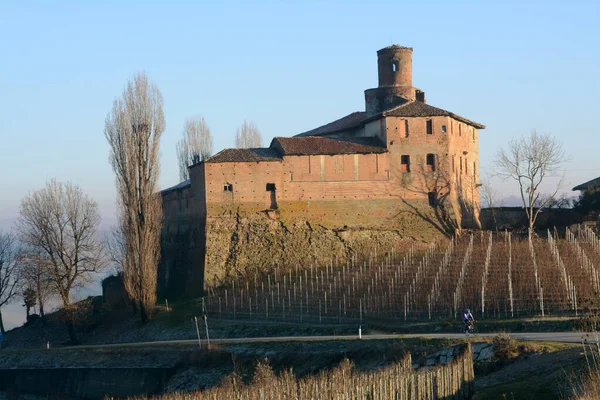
xmin=0 ymin=232 xmax=23 ymax=333
xmin=235 ymin=120 xmax=262 ymax=148
xmin=494 ymin=130 xmax=567 ymax=234
xmin=23 ymin=288 xmax=36 ymax=320
xmin=177 ymin=117 xmax=213 ymax=181
xmin=16 ymin=180 xmax=105 ymax=344
xmin=392 ymin=155 xmax=459 ymax=236
xmin=104 ymin=72 xmax=164 ymax=323
xmin=105 ymin=224 xmax=126 ymax=275
xmin=20 ymin=249 xmax=53 ymax=321
xmin=480 ymin=179 xmax=503 ymax=232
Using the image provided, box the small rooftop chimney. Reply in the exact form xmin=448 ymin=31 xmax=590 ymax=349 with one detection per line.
xmin=416 ymin=90 xmax=426 ymax=103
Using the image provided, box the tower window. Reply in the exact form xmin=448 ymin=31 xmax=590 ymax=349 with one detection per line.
xmin=392 ymin=60 xmax=399 ymax=72
xmin=426 ymin=120 xmax=433 ymax=135
xmin=428 ymin=191 xmax=437 ymax=207
xmin=426 ymin=154 xmax=436 ymax=171
xmin=404 ymin=120 xmax=409 ymax=138
xmin=441 ymin=125 xmax=447 ymax=133
xmin=266 ymin=183 xmax=276 ymax=192
xmin=223 ymin=183 xmax=233 ymax=192
xmin=400 ymin=155 xmax=411 ymax=173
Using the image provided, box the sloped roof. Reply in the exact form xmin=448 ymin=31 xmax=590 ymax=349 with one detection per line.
xmin=272 ymin=136 xmax=386 ymax=156
xmin=296 ymin=102 xmax=485 ymax=139
xmin=295 ymin=112 xmax=366 ymax=137
xmin=379 ymin=101 xmax=486 ymax=129
xmin=205 ymin=148 xmax=282 ymax=163
xmin=573 ymin=176 xmax=600 ymax=191
xmin=161 ymin=179 xmax=191 ymax=194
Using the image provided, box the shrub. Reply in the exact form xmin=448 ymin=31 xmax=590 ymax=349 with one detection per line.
xmin=492 ymin=333 xmax=519 ymax=359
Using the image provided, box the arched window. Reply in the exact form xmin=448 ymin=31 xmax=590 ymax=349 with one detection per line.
xmin=392 ymin=59 xmax=399 ymax=73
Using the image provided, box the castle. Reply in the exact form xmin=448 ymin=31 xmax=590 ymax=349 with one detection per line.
xmin=159 ymin=45 xmax=485 ymax=298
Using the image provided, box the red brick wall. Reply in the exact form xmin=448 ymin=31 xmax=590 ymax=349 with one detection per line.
xmin=202 ymin=152 xmax=389 ymax=206
xmin=385 ymin=115 xmax=480 ymax=227
xmin=193 ymin=115 xmax=479 ymax=229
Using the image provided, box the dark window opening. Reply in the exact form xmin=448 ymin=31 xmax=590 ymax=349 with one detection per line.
xmin=401 ymin=155 xmax=411 ymax=173
xmin=472 ymin=128 xmax=475 ymax=142
xmin=441 ymin=125 xmax=447 ymax=133
xmin=223 ymin=184 xmax=233 ymax=192
xmin=426 ymin=120 xmax=433 ymax=135
xmin=266 ymin=183 xmax=276 ymax=192
xmin=392 ymin=60 xmax=399 ymax=72
xmin=426 ymin=153 xmax=436 ymax=171
xmin=473 ymin=161 xmax=477 ymax=177
xmin=404 ymin=120 xmax=409 ymax=138
xmin=459 ymin=123 xmax=462 ymax=136
xmin=460 ymin=157 xmax=463 ymax=173
xmin=428 ymin=191 xmax=437 ymax=207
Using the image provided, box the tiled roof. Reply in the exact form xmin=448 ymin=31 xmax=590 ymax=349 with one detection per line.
xmin=272 ymin=136 xmax=386 ymax=156
xmin=380 ymin=101 xmax=486 ymax=129
xmin=161 ymin=179 xmax=191 ymax=194
xmin=573 ymin=176 xmax=600 ymax=191
xmin=205 ymin=148 xmax=282 ymax=163
xmin=295 ymin=112 xmax=366 ymax=137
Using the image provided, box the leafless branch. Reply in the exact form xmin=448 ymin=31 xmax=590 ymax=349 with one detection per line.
xmin=177 ymin=116 xmax=213 ymax=181
xmin=493 ymin=129 xmax=568 ymax=234
xmin=104 ymin=71 xmax=164 ymax=323
xmin=16 ymin=180 xmax=105 ymax=343
xmin=235 ymin=120 xmax=262 ymax=148
xmin=0 ymin=231 xmax=24 ymax=333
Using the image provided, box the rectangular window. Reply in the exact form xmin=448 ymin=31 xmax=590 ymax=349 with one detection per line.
xmin=428 ymin=191 xmax=437 ymax=207
xmin=460 ymin=157 xmax=463 ymax=173
xmin=473 ymin=161 xmax=477 ymax=177
xmin=465 ymin=158 xmax=468 ymax=174
xmin=459 ymin=123 xmax=462 ymax=136
xmin=452 ymin=156 xmax=455 ymax=172
xmin=472 ymin=127 xmax=475 ymax=142
xmin=426 ymin=153 xmax=436 ymax=171
xmin=426 ymin=119 xmax=433 ymax=135
xmin=404 ymin=120 xmax=409 ymax=138
xmin=401 ymin=155 xmax=411 ymax=173
xmin=266 ymin=183 xmax=276 ymax=192
xmin=441 ymin=125 xmax=447 ymax=133
xmin=223 ymin=183 xmax=233 ymax=192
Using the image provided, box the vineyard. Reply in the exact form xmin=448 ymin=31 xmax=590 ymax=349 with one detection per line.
xmin=133 ymin=346 xmax=474 ymax=400
xmin=204 ymin=226 xmax=600 ymax=323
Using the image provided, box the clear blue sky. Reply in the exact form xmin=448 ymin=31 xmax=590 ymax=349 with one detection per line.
xmin=0 ymin=1 xmax=599 ymax=326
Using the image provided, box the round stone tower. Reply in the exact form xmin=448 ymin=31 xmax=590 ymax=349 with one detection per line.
xmin=364 ymin=45 xmax=423 ymax=117
xmin=377 ymin=45 xmax=413 ymax=88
